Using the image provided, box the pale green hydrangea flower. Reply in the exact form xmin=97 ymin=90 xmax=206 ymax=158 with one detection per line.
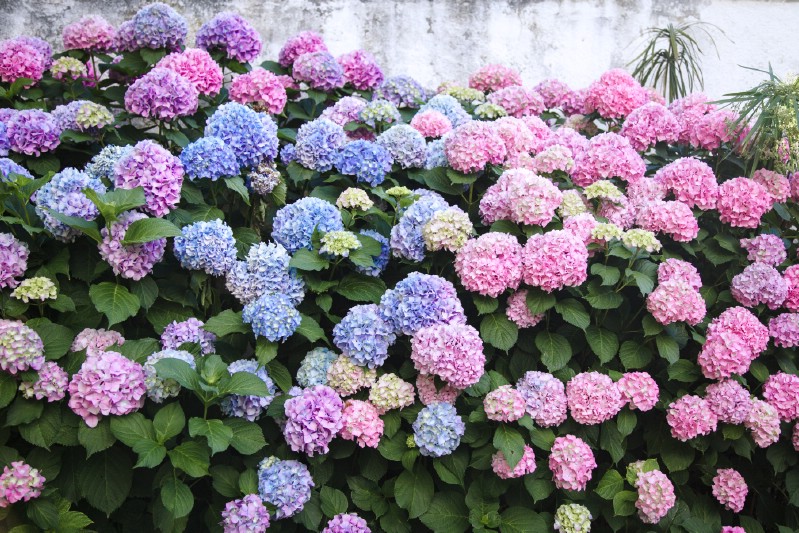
xmin=622 ymin=229 xmax=662 ymax=253
xmin=11 ymin=277 xmax=57 ymax=303
xmin=320 ymin=230 xmax=362 ymax=257
xmin=336 ymin=188 xmax=374 ymax=211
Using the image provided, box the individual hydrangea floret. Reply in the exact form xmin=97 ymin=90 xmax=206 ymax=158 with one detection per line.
xmin=549 ymin=435 xmax=596 ymax=491
xmin=257 ymin=456 xmax=314 ymax=518
xmin=242 ymin=292 xmax=302 ymax=342
xmin=283 ymin=385 xmax=344 ymax=456
xmin=323 ymin=513 xmax=372 ymax=533
xmin=413 ymin=402 xmax=465 ymax=457
xmin=132 ymin=2 xmax=188 ymax=50
xmin=455 ymin=233 xmax=523 ymax=297
xmin=11 ymin=277 xmax=56 ymax=303
xmin=0 ymin=320 xmax=45 ymax=375
xmin=125 ymin=67 xmax=198 ymax=121
xmin=114 ymin=140 xmax=184 ymax=217
xmin=174 ymin=219 xmax=237 ymax=276
xmin=220 ymin=359 xmax=276 ymax=421
xmin=220 ymin=494 xmax=270 ymax=533
xmin=484 ymin=385 xmax=526 ymax=422
xmin=6 ymin=110 xmax=60 ymax=156
xmin=340 ymin=399 xmax=384 ymax=448
xmin=554 ymin=503 xmax=593 ymax=533
xmin=272 ymin=197 xmax=344 ymax=253
xmin=143 ymin=349 xmax=196 ymax=403
xmin=411 ymin=323 xmax=485 ymax=390
xmin=205 ymin=102 xmax=279 ymax=168
xmin=666 ymin=395 xmax=718 ymax=441
xmin=333 ymin=304 xmax=396 ymax=368
xmin=99 ymin=211 xmax=166 ymax=280
xmin=567 ymin=372 xmax=624 ymax=425
xmin=492 ymin=445 xmax=536 ymax=479
xmin=516 ymin=371 xmax=567 ymax=427
xmin=156 ymin=48 xmax=224 ymax=96
xmin=369 ymin=374 xmax=415 ymax=414
xmin=378 ymin=273 xmax=466 ymax=336
xmin=195 ymin=12 xmax=262 ymax=63
xmin=337 ymin=49 xmax=384 ymax=90
xmin=18 ymin=361 xmax=68 ymax=402
xmin=505 ymin=290 xmax=544 ymax=328
xmin=0 ymin=461 xmax=45 ymax=507
xmin=635 ymin=470 xmax=676 ymax=524
xmin=616 ymin=372 xmax=659 ymax=412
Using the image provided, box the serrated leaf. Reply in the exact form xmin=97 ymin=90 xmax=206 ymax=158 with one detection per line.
xmin=596 ymin=469 xmax=624 ymax=499
xmin=320 ymin=486 xmax=349 ymax=518
xmin=89 ymin=282 xmax=140 ymax=327
xmin=78 ymin=418 xmax=116 ymax=457
xmin=585 ymin=290 xmax=623 ymax=309
xmin=161 ymin=478 xmax=193 ymax=518
xmin=154 ymin=358 xmax=199 ymax=391
xmin=223 ymin=418 xmax=266 ymax=455
xmin=289 ymin=248 xmax=330 ymax=271
xmin=473 ymin=295 xmax=499 ymax=315
xmin=204 ymin=310 xmax=248 ymax=337
xmin=499 ymin=507 xmax=546 ymax=533
xmin=480 ymin=313 xmax=518 ymax=351
xmin=78 ymin=450 xmax=132 ymax=516
xmin=188 ymin=418 xmax=233 ymax=455
xmin=585 ymin=326 xmax=619 ymax=363
xmin=224 ymin=176 xmax=251 ymax=205
xmin=394 ymin=465 xmax=434 ymax=519
xmin=554 ymin=298 xmax=590 ymax=329
xmin=122 ymin=217 xmax=182 ymax=244
xmin=224 ymin=372 xmax=270 ymax=396
xmin=296 ymin=314 xmax=326 ymax=343
xmin=525 ymin=289 xmax=556 ymax=314
xmin=493 ymin=425 xmax=526 ymax=469
xmin=153 ymin=402 xmax=185 ymax=443
xmin=255 ymin=338 xmax=278 ymax=365
xmin=168 ymin=440 xmax=210 ymax=478
xmin=591 ymin=263 xmax=621 ymax=285
xmin=612 ymin=490 xmax=637 ymax=516
xmin=336 ymin=273 xmax=386 ymax=303
xmin=656 ymin=334 xmax=680 ymax=363
xmin=536 ymin=331 xmax=572 ymax=371
xmin=419 ymin=492 xmax=469 ymax=533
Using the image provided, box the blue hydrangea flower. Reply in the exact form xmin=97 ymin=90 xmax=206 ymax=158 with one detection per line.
xmin=413 ymin=402 xmax=465 ymax=457
xmin=374 ymin=75 xmax=428 ymax=108
xmin=144 ymin=349 xmax=196 ymax=403
xmin=390 ymin=192 xmax=449 ymax=262
xmin=132 ymin=2 xmax=188 ymax=50
xmin=179 ymin=137 xmax=239 ymax=181
xmin=225 ymin=242 xmax=306 ymax=305
xmin=220 ymin=359 xmax=276 ymax=421
xmin=294 ymin=119 xmax=347 ymax=172
xmin=242 ymin=292 xmax=301 ymax=342
xmin=425 ymin=138 xmax=449 ymax=169
xmin=257 ymin=457 xmax=314 ymax=519
xmin=376 ymin=125 xmax=427 ymax=169
xmin=379 ymin=272 xmax=466 ymax=336
xmin=333 ymin=304 xmax=396 ymax=368
xmin=271 ymin=197 xmax=344 ymax=253
xmin=355 ymin=229 xmax=390 ymax=277
xmin=173 ymin=219 xmax=237 ymax=276
xmin=0 ymin=122 xmax=9 ymax=156
xmin=33 ymin=168 xmax=107 ymax=242
xmin=419 ymin=94 xmax=472 ymax=128
xmin=296 ymin=347 xmax=338 ymax=387
xmin=84 ymin=145 xmax=133 ymax=181
xmin=280 ymin=144 xmax=297 ymax=165
xmin=205 ymin=103 xmax=279 ymax=169
xmin=0 ymin=158 xmax=32 ymax=181
xmin=359 ymin=99 xmax=402 ymax=128
xmin=334 ymin=140 xmax=393 ymax=186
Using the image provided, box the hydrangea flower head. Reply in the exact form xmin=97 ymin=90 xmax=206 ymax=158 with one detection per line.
xmin=323 ymin=513 xmax=372 ymax=533
xmin=196 ymin=12 xmax=262 ymax=63
xmin=297 ymin=347 xmax=338 ymax=387
xmin=0 ymin=319 xmax=44 ymax=375
xmin=359 ymin=98 xmax=402 ymax=129
xmin=763 ymin=372 xmax=799 ymax=421
xmin=617 ymin=372 xmax=659 ymax=411
xmin=455 ymin=232 xmax=522 ymax=297
xmin=713 ymin=469 xmax=748 ymax=513
xmin=484 ymin=385 xmax=526 ymax=422
xmin=0 ymin=233 xmax=28 ymax=289
xmin=19 ymin=361 xmax=68 ymax=402
xmin=379 ymin=273 xmax=466 ymax=335
xmin=516 ymin=371 xmax=567 ymax=426
xmin=522 ymin=230 xmax=588 ymax=292
xmin=374 ymin=75 xmax=428 ymax=108
xmin=335 ymin=140 xmax=393 ymax=186
xmin=6 ymin=110 xmax=60 ymax=156
xmin=567 ymin=372 xmax=624 ymax=424
xmin=257 ymin=457 xmax=314 ymax=518
xmin=444 ymin=121 xmax=507 ymax=173
xmin=705 ymin=379 xmax=752 ymax=424
xmin=272 ymin=197 xmax=344 ymax=253
xmin=220 ymin=494 xmax=270 ymax=533
xmin=571 ymin=132 xmax=645 ymax=186
xmin=294 ymin=118 xmax=347 ymax=172
xmin=337 ymin=49 xmax=384 ymax=90
xmin=50 ymin=57 xmax=87 ymax=81
xmin=156 ymin=48 xmax=224 ymax=96
xmin=242 ymin=292 xmax=302 ymax=342
xmin=412 ymin=402 xmax=465 ymax=457
xmin=422 ymin=206 xmax=473 ymax=252
xmin=173 ymin=219 xmax=237 ymax=276
xmin=698 ymin=306 xmax=768 ymax=379
xmin=161 ymin=318 xmax=216 ymax=355
xmin=180 ymin=137 xmax=240 ymax=181
xmin=125 ymin=67 xmax=198 ymax=121
xmin=283 ymin=385 xmax=343 ymax=455
xmin=229 ymin=68 xmax=287 ymax=114
xmin=554 ymin=503 xmax=592 ymax=533
xmin=412 ymin=323 xmax=485 ymax=389
xmin=419 ymin=94 xmax=473 ymax=128
xmin=666 ymin=394 xmax=718 ymax=441
xmin=206 ymin=102 xmax=279 ymax=168
xmin=293 ymin=51 xmax=345 ymax=91
xmin=63 ymin=15 xmax=115 ymax=51
xmin=731 ymin=262 xmax=787 ymax=310
xmin=99 ymin=211 xmax=166 ymax=280
xmin=411 ymin=110 xmax=453 ymax=138
xmin=340 ymin=399 xmax=384 ymax=448
xmin=487 ymin=85 xmax=545 ymax=117
xmin=369 ymin=373 xmax=415 ymax=414
xmin=584 ymin=68 xmax=648 ymax=119
xmin=740 ymin=234 xmax=786 ymax=265
xmin=492 ymin=445 xmax=536 ymax=479
xmin=390 ymin=192 xmax=449 ymax=262
xmin=114 ymin=140 xmax=184 ymax=217
xmin=769 ymin=313 xmax=799 ymax=348
xmin=0 ymin=38 xmax=46 ymax=85
xmin=469 ymin=64 xmax=522 ymax=93
xmin=334 ymin=304 xmax=396 ymax=368
xmin=143 ymin=349 xmax=196 ymax=403
xmin=376 ymin=125 xmax=427 ymax=169
xmin=549 ymin=435 xmax=596 ymax=491
xmin=132 ymin=2 xmax=187 ymax=50
xmin=620 ymin=102 xmax=680 ymax=151
xmin=337 ymin=188 xmax=374 ymax=211
xmin=278 ymin=31 xmax=327 ymax=67
xmin=33 ymin=168 xmax=105 ymax=241
xmin=635 ymin=470 xmax=676 ymax=524
xmin=0 ymin=461 xmax=45 ymax=507
xmin=11 ymin=277 xmax=56 ymax=303
xmin=745 ymin=398 xmax=781 ymax=448
xmin=716 ymin=177 xmax=772 ymax=228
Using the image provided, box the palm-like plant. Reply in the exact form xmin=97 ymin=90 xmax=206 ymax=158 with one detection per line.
xmin=629 ymin=22 xmax=719 ymax=103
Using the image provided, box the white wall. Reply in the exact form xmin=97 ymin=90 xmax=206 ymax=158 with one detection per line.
xmin=1 ymin=0 xmax=797 ymax=97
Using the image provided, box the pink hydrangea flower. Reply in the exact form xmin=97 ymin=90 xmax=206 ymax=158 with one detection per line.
xmin=646 ymin=279 xmax=706 ymax=325
xmin=534 ymin=78 xmax=576 ymax=110
xmin=0 ymin=233 xmax=28 ymax=289
xmin=669 ymin=92 xmax=715 ymax=144
xmin=493 ymin=116 xmax=538 ymax=159
xmin=71 ymin=328 xmax=125 ymax=358
xmin=455 ymin=233 xmax=523 ymax=297
xmin=0 ymin=320 xmax=44 ymax=375
xmin=67 ymin=351 xmax=147 ymax=428
xmin=597 ymin=196 xmax=637 ymax=229
xmin=416 ymin=374 xmax=460 ymax=405
xmin=278 ymin=31 xmax=328 ymax=67
xmin=763 ymin=372 xmax=799 ymax=421
xmin=752 ymin=168 xmax=790 ymax=203
xmin=705 ymin=380 xmax=752 ymax=424
xmin=124 ymin=67 xmax=199 ymax=121
xmin=549 ymin=435 xmax=596 ymax=491
xmin=666 ymin=395 xmax=718 ymax=441
xmin=689 ymin=109 xmax=739 ymax=150
xmin=746 ymin=398 xmax=781 ymax=448
xmin=740 ymin=234 xmax=786 ymax=266
xmin=113 ymin=140 xmax=185 ymax=217
xmin=635 ymin=470 xmax=676 ymax=524
xmin=522 ymin=230 xmax=588 ymax=292
xmin=492 ymin=445 xmax=536 ymax=479
xmin=410 ymin=110 xmax=452 ymax=138
xmin=0 ymin=38 xmax=46 ymax=85
xmin=698 ymin=307 xmax=768 ymax=379
xmin=156 ymin=48 xmax=223 ymax=96
xmin=626 ymin=177 xmax=667 ymax=210
xmin=563 ymin=213 xmax=597 ymax=244
xmin=505 ymin=289 xmax=544 ymax=328
xmin=444 ymin=121 xmax=507 ymax=173
xmin=566 ymin=372 xmax=624 ymax=425
xmin=340 ymin=399 xmax=384 ymax=448
xmin=770 ymin=313 xmax=799 ymax=348
xmin=784 ymin=265 xmax=799 ymax=311
xmin=19 ymin=361 xmax=69 ymax=402
xmin=229 ymin=68 xmax=288 ymax=114
xmin=479 ymin=172 xmax=515 ymax=224
xmin=411 ymin=323 xmax=485 ymax=389
xmin=636 ymin=200 xmax=699 ymax=242
xmin=484 ymin=385 xmax=526 ymax=422
xmin=292 ymin=51 xmax=345 ymax=91
xmin=62 ymin=15 xmax=115 ymax=51
xmin=543 ymin=126 xmax=588 ymax=156
xmin=516 ymin=371 xmax=567 ymax=426
xmin=0 ymin=461 xmax=44 ymax=507
xmin=571 ymin=132 xmax=646 ymax=186
xmin=731 ymin=263 xmax=787 ymax=310
xmin=521 ymin=115 xmax=555 ymax=153
xmin=337 ymin=49 xmax=384 ymax=90
xmin=99 ymin=211 xmax=167 ymax=280
xmin=468 ymin=64 xmax=522 ymax=93
xmin=505 ymin=170 xmax=563 ymax=226
xmin=487 ymin=85 xmax=545 ymax=117
xmin=584 ymin=68 xmax=649 ymax=119
xmin=713 ymin=469 xmax=748 ymax=513
xmin=283 ymin=385 xmax=344 ymax=456
xmin=621 ymin=103 xmax=680 ymax=151
xmin=531 ymin=144 xmax=574 ymax=174
xmin=657 ymin=258 xmax=702 ymax=290
xmin=793 ymin=422 xmax=799 ymax=452
xmin=722 ymin=527 xmax=745 ymax=533
xmin=653 ymin=157 xmax=718 ymax=210
xmin=617 ymin=372 xmax=659 ymax=411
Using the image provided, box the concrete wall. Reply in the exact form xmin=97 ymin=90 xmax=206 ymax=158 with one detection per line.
xmin=1 ymin=0 xmax=797 ymax=97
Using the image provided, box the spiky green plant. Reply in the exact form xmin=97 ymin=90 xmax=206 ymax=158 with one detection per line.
xmin=629 ymin=22 xmax=719 ymax=103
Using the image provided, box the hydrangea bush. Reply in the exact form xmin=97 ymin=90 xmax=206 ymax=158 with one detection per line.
xmin=0 ymin=5 xmax=797 ymax=532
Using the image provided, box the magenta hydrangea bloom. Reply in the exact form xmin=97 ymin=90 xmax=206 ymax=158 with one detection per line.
xmin=522 ymin=230 xmax=588 ymax=292
xmin=156 ymin=48 xmax=223 ymax=96
xmin=620 ymin=102 xmax=680 ymax=151
xmin=19 ymin=361 xmax=68 ymax=402
xmin=279 ymin=31 xmax=328 ymax=67
xmin=705 ymin=379 xmax=752 ymax=424
xmin=0 ymin=38 xmax=46 ymax=85
xmin=566 ymin=372 xmax=624 ymax=425
xmin=99 ymin=211 xmax=166 ymax=280
xmin=0 ymin=233 xmax=28 ymax=289
xmin=67 ymin=351 xmax=147 ymax=428
xmin=571 ymin=132 xmax=645 ymax=186
xmin=617 ymin=372 xmax=659 ymax=411
xmin=0 ymin=461 xmax=45 ymax=507
xmin=770 ymin=313 xmax=799 ymax=348
xmin=468 ymin=64 xmax=522 ymax=93
xmin=62 ymin=15 xmax=115 ymax=51
xmin=161 ymin=318 xmax=216 ymax=355
xmin=657 ymin=258 xmax=702 ymax=290
xmin=584 ymin=68 xmax=649 ymax=119
xmin=113 ymin=140 xmax=184 ymax=217
xmin=516 ymin=371 xmax=567 ymax=427
xmin=16 ymin=37 xmax=52 ymax=70
xmin=762 ymin=372 xmax=799 ymax=421
xmin=698 ymin=306 xmax=768 ymax=380
xmin=293 ymin=51 xmax=344 ymax=91
xmin=666 ymin=395 xmax=718 ymax=441
xmin=484 ymin=385 xmax=526 ymax=422
xmin=283 ymin=385 xmax=344 ymax=456
xmin=713 ymin=469 xmax=748 ymax=513
xmin=71 ymin=328 xmax=125 ymax=358
xmin=689 ymin=109 xmax=739 ymax=150
xmin=125 ymin=67 xmax=199 ymax=121
xmin=635 ymin=470 xmax=676 ymax=524
xmin=752 ymin=168 xmax=790 ymax=203
xmin=229 ymin=68 xmax=287 ymax=114
xmin=646 ymin=279 xmax=706 ymax=325
xmin=0 ymin=319 xmax=45 ymax=375
xmin=323 ymin=513 xmax=371 ymax=533
xmin=487 ymin=85 xmax=545 ymax=117
xmin=195 ymin=12 xmax=262 ymax=63
xmin=716 ymin=177 xmax=772 ymax=228
xmin=745 ymin=398 xmax=781 ymax=448
xmin=535 ymin=78 xmax=576 ymax=110
xmin=220 ymin=494 xmax=270 ymax=533
xmin=337 ymin=49 xmax=384 ymax=90
xmin=549 ymin=435 xmax=596 ymax=491
xmin=492 ymin=445 xmax=536 ymax=479
xmin=6 ymin=110 xmax=60 ymax=156
xmin=340 ymin=399 xmax=384 ymax=448
xmin=455 ymin=233 xmax=523 ymax=298
xmin=411 ymin=323 xmax=485 ymax=390
xmin=444 ymin=121 xmax=507 ymax=173
xmin=740 ymin=234 xmax=786 ymax=265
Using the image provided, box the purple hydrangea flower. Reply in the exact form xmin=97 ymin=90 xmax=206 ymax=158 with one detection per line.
xmin=283 ymin=385 xmax=344 ymax=455
xmin=180 ymin=137 xmax=240 ymax=181
xmin=161 ymin=318 xmax=216 ymax=355
xmin=99 ymin=211 xmax=166 ymax=280
xmin=295 ymin=118 xmax=347 ymax=172
xmin=0 ymin=233 xmax=28 ymax=289
xmin=378 ymin=272 xmax=466 ymax=335
xmin=278 ymin=31 xmax=327 ymax=67
xmin=221 ymin=494 xmax=270 ymax=533
xmin=113 ymin=140 xmax=184 ymax=217
xmin=323 ymin=513 xmax=372 ymax=533
xmin=33 ymin=167 xmax=106 ymax=242
xmin=16 ymin=37 xmax=52 ymax=70
xmin=6 ymin=110 xmax=60 ymax=156
xmin=19 ymin=361 xmax=68 ymax=402
xmin=271 ymin=197 xmax=344 ymax=253
xmin=280 ymin=144 xmax=297 ymax=164
xmin=132 ymin=2 xmax=187 ymax=50
xmin=374 ymin=75 xmax=428 ymax=108
xmin=0 ymin=158 xmax=31 ymax=181
xmin=257 ymin=456 xmax=314 ymax=518
xmin=195 ymin=12 xmax=262 ymax=63
xmin=335 ymin=140 xmax=393 ymax=186
xmin=125 ymin=67 xmax=199 ymax=121
xmin=0 ymin=122 xmax=9 ymax=157
xmin=293 ymin=51 xmax=345 ymax=91
xmin=390 ymin=192 xmax=449 ymax=261
xmin=52 ymin=101 xmax=86 ymax=132
xmin=205 ymin=103 xmax=279 ymax=168
xmin=376 ymin=125 xmax=427 ymax=169
xmin=425 ymin=138 xmax=449 ymax=169
xmin=334 ymin=304 xmax=396 ymax=368
xmin=242 ymin=292 xmax=302 ymax=342
xmin=337 ymin=49 xmax=384 ymax=90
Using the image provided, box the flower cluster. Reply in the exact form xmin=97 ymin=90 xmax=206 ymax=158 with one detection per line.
xmin=712 ymin=468 xmax=748 ymax=513
xmin=379 ymin=273 xmax=466 ymax=335
xmin=334 ymin=304 xmax=396 ymax=368
xmin=143 ymin=349 xmax=196 ymax=403
xmin=567 ymin=372 xmax=624 ymax=425
xmin=220 ymin=494 xmax=270 ymax=533
xmin=369 ymin=374 xmax=415 ymax=414
xmin=337 ymin=49 xmax=384 ymax=90
xmin=666 ymin=395 xmax=718 ymax=441
xmin=283 ymin=385 xmax=344 ymax=455
xmin=340 ymin=399 xmax=384 ymax=448
xmin=411 ymin=323 xmax=485 ymax=389
xmin=549 ymin=435 xmax=596 ymax=491
xmin=196 ymin=12 xmax=262 ymax=63
xmin=272 ymin=197 xmax=344 ymax=253
xmin=174 ymin=219 xmax=237 ymax=276
xmin=257 ymin=457 xmax=314 ymax=518
xmin=0 ymin=461 xmax=45 ymax=507
xmin=412 ymin=402 xmax=465 ymax=457
xmin=156 ymin=48 xmax=224 ymax=96
xmin=635 ymin=470 xmax=676 ymax=524
xmin=516 ymin=371 xmax=567 ymax=426
xmin=492 ymin=445 xmax=536 ymax=479
xmin=99 ymin=211 xmax=166 ymax=280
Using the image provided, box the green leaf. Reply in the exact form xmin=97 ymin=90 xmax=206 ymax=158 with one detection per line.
xmin=595 ymin=469 xmax=625 ymax=499
xmin=109 ymin=412 xmax=156 ymax=445
xmin=89 ymin=282 xmax=140 ymax=327
xmin=536 ymin=331 xmax=572 ymax=371
xmin=0 ymin=374 xmax=16 ymax=409
xmin=525 ymin=289 xmax=556 ymax=314
xmin=225 ymin=372 xmax=270 ymax=396
xmin=153 ymin=402 xmax=185 ymax=443
xmin=336 ymin=273 xmax=387 ymax=303
xmin=447 ymin=169 xmax=479 ymax=184
xmin=19 ymin=404 xmax=60 ymax=450
xmin=78 ymin=418 xmax=116 ymax=458
xmin=499 ymin=507 xmax=546 ymax=533
xmin=394 ymin=465 xmax=434 ymax=519
xmin=612 ymin=490 xmax=638 ymax=517
xmin=122 ymin=217 xmax=182 ymax=244
xmin=204 ymin=310 xmax=248 ymax=337
xmin=617 ymin=410 xmax=637 ymax=437
xmin=480 ymin=313 xmax=518 ymax=351
xmin=296 ymin=314 xmax=326 ymax=343
xmin=266 ymin=360 xmax=292 ymax=392
xmin=668 ymin=359 xmax=700 ymax=382
xmin=168 ymin=440 xmax=210 ymax=478
xmin=619 ymin=340 xmax=653 ymax=370
xmin=132 ymin=439 xmax=167 ymax=469
xmin=140 ymin=48 xmax=167 ymax=65
xmin=24 ymin=318 xmax=73 ymax=360
xmin=223 ymin=418 xmax=266 ymax=455
xmin=154 ymin=357 xmax=199 ymax=391
xmin=473 ymin=295 xmax=499 ymax=315
xmin=320 ymin=486 xmax=349 ymax=518
xmin=419 ymin=492 xmax=469 ymax=533
xmin=656 ymin=334 xmax=680 ymax=363
xmin=554 ymin=298 xmax=590 ymax=329
xmin=238 ymin=468 xmax=258 ymax=495
xmin=188 ymin=418 xmax=233 ymax=455
xmin=46 ymin=210 xmax=101 ymax=242
xmin=625 ymin=458 xmax=659 ymax=485
xmin=26 ymin=498 xmax=59 ymax=529
xmin=523 ymin=478 xmax=553 ymax=503
xmin=255 ymin=338 xmax=278 ymax=365
xmin=600 ymin=420 xmax=626 ymax=463
xmin=410 ymin=167 xmax=462 ymax=195
xmin=493 ymin=425 xmax=526 ymax=469
xmin=585 ymin=326 xmax=619 ymax=363
xmin=585 ymin=290 xmax=623 ymax=309
xmin=78 ymin=450 xmax=132 ymax=516
xmin=661 ymin=438 xmax=695 ymax=471
xmin=642 ymin=315 xmax=664 ymax=336
xmin=130 ymin=278 xmax=159 ymax=311
xmin=211 ymin=465 xmax=241 ymax=498
xmin=6 ymin=397 xmax=43 ymax=426
xmin=49 ymin=293 xmax=76 ymax=313
xmin=116 ymin=338 xmax=160 ymax=363
xmin=591 ymin=263 xmax=621 ymax=285
xmin=161 ymin=478 xmax=194 ymax=519
xmin=290 ymin=249 xmax=330 ymax=271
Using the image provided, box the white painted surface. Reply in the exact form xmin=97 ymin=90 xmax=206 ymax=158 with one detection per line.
xmin=1 ymin=0 xmax=797 ymax=97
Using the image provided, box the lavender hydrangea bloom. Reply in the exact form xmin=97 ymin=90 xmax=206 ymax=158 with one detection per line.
xmin=390 ymin=192 xmax=449 ymax=261
xmin=113 ymin=140 xmax=184 ymax=217
xmin=205 ymin=103 xmax=278 ymax=168
xmin=413 ymin=402 xmax=465 ymax=457
xmin=334 ymin=304 xmax=397 ymax=368
xmin=242 ymin=292 xmax=302 ymax=342
xmin=425 ymin=138 xmax=449 ymax=169
xmin=52 ymin=101 xmax=87 ymax=132
xmin=257 ymin=457 xmax=314 ymax=518
xmin=293 ymin=51 xmax=345 ymax=91
xmin=143 ymin=349 xmax=196 ymax=403
xmin=85 ymin=145 xmax=133 ymax=181
xmin=376 ymin=125 xmax=427 ymax=169
xmin=271 ymin=197 xmax=344 ymax=253
xmin=283 ymin=385 xmax=344 ymax=455
xmin=296 ymin=347 xmax=339 ymax=387
xmin=419 ymin=94 xmax=473 ymax=128
xmin=225 ymin=242 xmax=306 ymax=305
xmin=379 ymin=272 xmax=466 ymax=335
xmin=323 ymin=513 xmax=372 ymax=533
xmin=335 ymin=140 xmax=393 ymax=186
xmin=0 ymin=158 xmax=31 ymax=181
xmin=280 ymin=144 xmax=297 ymax=164
xmin=99 ymin=211 xmax=166 ymax=280
xmin=180 ymin=137 xmax=240 ymax=181
xmin=161 ymin=318 xmax=216 ymax=355
xmin=6 ymin=110 xmax=60 ymax=156
xmin=355 ymin=229 xmax=390 ymax=277
xmin=221 ymin=494 xmax=270 ymax=533
xmin=125 ymin=67 xmax=199 ymax=121
xmin=195 ymin=12 xmax=262 ymax=63
xmin=374 ymin=75 xmax=428 ymax=108
xmin=132 ymin=2 xmax=187 ymax=50
xmin=0 ymin=319 xmax=45 ymax=375
xmin=0 ymin=122 xmax=9 ymax=157
xmin=33 ymin=168 xmax=107 ymax=242
xmin=295 ymin=119 xmax=347 ymax=172
xmin=0 ymin=233 xmax=28 ymax=289
xmin=173 ymin=219 xmax=237 ymax=276
xmin=220 ymin=359 xmax=276 ymax=421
